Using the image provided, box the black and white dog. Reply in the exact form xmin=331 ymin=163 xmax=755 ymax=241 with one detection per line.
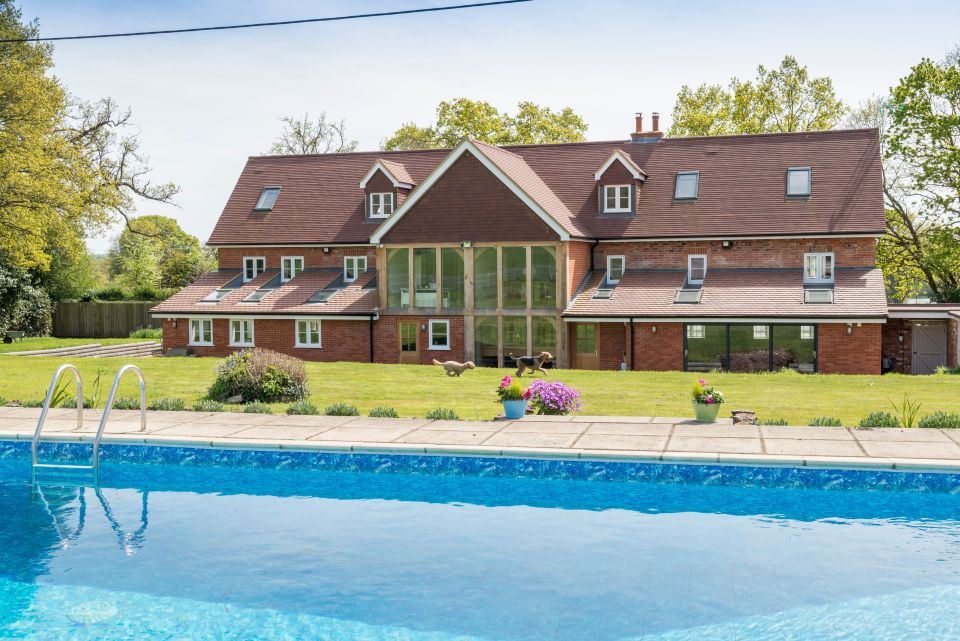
xmin=509 ymin=351 xmax=553 ymax=377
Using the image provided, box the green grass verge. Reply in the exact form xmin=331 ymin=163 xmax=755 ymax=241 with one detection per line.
xmin=0 ymin=337 xmax=153 ymax=354
xmin=1 ymin=355 xmax=959 ymax=423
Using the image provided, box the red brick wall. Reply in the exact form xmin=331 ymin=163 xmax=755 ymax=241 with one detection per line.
xmin=881 ymin=319 xmax=913 ymax=374
xmin=217 ymin=246 xmax=375 ymax=271
xmin=632 ymin=322 xmax=684 ymax=371
xmin=381 ymin=153 xmax=559 ymax=243
xmin=566 ymin=240 xmax=593 ymax=300
xmin=374 ymin=314 xmax=465 ymax=365
xmin=161 ymin=318 xmax=372 ymax=362
xmin=818 ymin=323 xmax=882 ymax=375
xmin=599 ymin=322 xmax=627 ymax=370
xmin=596 ymin=237 xmax=877 ymax=270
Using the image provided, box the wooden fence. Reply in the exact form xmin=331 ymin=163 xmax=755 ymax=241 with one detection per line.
xmin=53 ymin=302 xmax=161 ymax=338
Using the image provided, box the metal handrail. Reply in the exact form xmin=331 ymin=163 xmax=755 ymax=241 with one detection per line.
xmin=93 ymin=364 xmax=146 ymax=469
xmin=32 ymin=364 xmax=83 ymax=467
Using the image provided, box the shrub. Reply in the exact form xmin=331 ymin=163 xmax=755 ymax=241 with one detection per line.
xmin=758 ymin=418 xmax=788 ymax=426
xmin=58 ymin=396 xmax=94 ymax=409
xmin=87 ymin=286 xmax=127 ymax=301
xmin=324 ymin=402 xmax=359 ymax=416
xmin=425 ymin=407 xmax=459 ymax=420
xmin=858 ymin=411 xmax=899 ymax=428
xmin=129 ymin=327 xmax=162 ymax=339
xmin=112 ymin=396 xmax=141 ymax=410
xmin=208 ymin=349 xmax=308 ymax=403
xmin=9 ymin=284 xmax=52 ymax=336
xmin=936 ymin=365 xmax=960 ymax=375
xmin=192 ymin=399 xmax=224 ymax=412
xmin=528 ymin=380 xmax=582 ymax=415
xmin=242 ymin=401 xmax=272 ymax=414
xmin=368 ymin=406 xmax=400 ymax=418
xmin=286 ymin=401 xmax=319 ymax=415
xmin=0 ymin=396 xmax=5 ymax=406
xmin=809 ymin=416 xmax=842 ymax=427
xmin=148 ymin=397 xmax=185 ymax=411
xmin=22 ymin=399 xmax=44 ymax=408
xmin=918 ymin=411 xmax=960 ymax=429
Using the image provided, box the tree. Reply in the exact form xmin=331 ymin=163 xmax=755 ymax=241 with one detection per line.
xmin=668 ymin=56 xmax=847 ymax=136
xmin=269 ymin=112 xmax=358 ymax=154
xmin=109 ymin=215 xmax=214 ymax=292
xmin=382 ymin=98 xmax=588 ymax=150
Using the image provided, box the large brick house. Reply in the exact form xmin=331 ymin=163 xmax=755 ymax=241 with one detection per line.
xmin=153 ymin=114 xmax=960 ymax=374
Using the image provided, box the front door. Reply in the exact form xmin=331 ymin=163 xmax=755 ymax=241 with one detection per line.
xmin=912 ymin=322 xmax=946 ymax=374
xmin=399 ymin=321 xmax=419 ymax=365
xmin=571 ymin=323 xmax=599 ymax=370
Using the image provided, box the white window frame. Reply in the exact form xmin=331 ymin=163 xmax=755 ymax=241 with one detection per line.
xmin=243 ymin=256 xmax=265 ymax=283
xmin=803 ymin=252 xmax=834 ymax=283
xmin=800 ymin=325 xmax=815 ymax=340
xmin=428 ymin=319 xmax=450 ymax=350
xmin=687 ymin=324 xmax=705 ymax=339
xmin=229 ymin=319 xmax=255 ymax=347
xmin=687 ymin=254 xmax=707 ymax=285
xmin=254 ymin=186 xmax=281 ymax=211
xmin=606 ymin=255 xmax=625 ymax=284
xmin=674 ymin=171 xmax=700 ymax=200
xmin=295 ymin=319 xmax=322 ymax=348
xmin=602 ymin=185 xmax=632 ymax=213
xmin=344 ymin=256 xmax=367 ymax=283
xmin=786 ymin=167 xmax=812 ymax=198
xmin=188 ymin=318 xmax=213 ymax=346
xmin=281 ymin=256 xmax=304 ymax=282
xmin=369 ymin=192 xmax=394 ymax=218
xmin=752 ymin=325 xmax=769 ymax=340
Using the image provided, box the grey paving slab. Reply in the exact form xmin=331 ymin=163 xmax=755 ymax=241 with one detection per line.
xmin=395 ymin=429 xmax=494 ymax=445
xmin=571 ymin=415 xmax=649 ymax=423
xmin=0 ymin=417 xmax=35 ymax=429
xmin=263 ymin=415 xmax=357 ymax=428
xmin=339 ymin=417 xmax=431 ymax=429
xmin=760 ymin=425 xmax=855 ymax=441
xmin=189 ymin=412 xmax=277 ymax=426
xmin=763 ymin=438 xmax=865 ymax=457
xmin=853 ymin=428 xmax=955 ymax=443
xmin=518 ymin=415 xmax=575 ymax=422
xmin=655 ymin=417 xmax=734 ymax=425
xmin=667 ymin=436 xmax=764 ymax=455
xmin=858 ymin=440 xmax=960 ymax=460
xmin=307 ymin=427 xmax=416 ymax=442
xmin=229 ymin=425 xmax=336 ymax=440
xmin=150 ymin=423 xmax=249 ymax=438
xmin=944 ymin=430 xmax=960 ymax=445
xmin=418 ymin=420 xmax=503 ymax=431
xmin=574 ymin=433 xmax=670 ymax=451
xmin=584 ymin=422 xmax=674 ymax=436
xmin=481 ymin=431 xmax=579 ymax=448
xmin=74 ymin=421 xmax=178 ymax=434
xmin=498 ymin=421 xmax=587 ymax=434
xmin=672 ymin=424 xmax=760 ymax=438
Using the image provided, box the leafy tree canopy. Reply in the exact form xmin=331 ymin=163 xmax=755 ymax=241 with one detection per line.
xmin=109 ymin=215 xmax=215 ymax=291
xmin=382 ymin=98 xmax=588 ymax=150
xmin=668 ymin=56 xmax=847 ymax=136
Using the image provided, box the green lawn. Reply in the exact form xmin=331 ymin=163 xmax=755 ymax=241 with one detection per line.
xmin=0 ymin=354 xmax=958 ymax=425
xmin=0 ymin=337 xmax=152 ymax=354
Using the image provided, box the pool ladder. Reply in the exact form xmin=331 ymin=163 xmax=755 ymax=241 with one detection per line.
xmin=32 ymin=364 xmax=146 ymax=481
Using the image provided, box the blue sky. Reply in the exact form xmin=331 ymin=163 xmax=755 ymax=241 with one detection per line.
xmin=23 ymin=0 xmax=960 ymax=252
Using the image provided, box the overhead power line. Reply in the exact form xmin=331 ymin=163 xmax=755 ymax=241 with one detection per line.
xmin=0 ymin=0 xmax=532 ymax=43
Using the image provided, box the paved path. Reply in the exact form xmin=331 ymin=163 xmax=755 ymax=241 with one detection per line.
xmin=2 ymin=406 xmax=960 ymax=472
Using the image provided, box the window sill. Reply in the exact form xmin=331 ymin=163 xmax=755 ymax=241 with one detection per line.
xmin=188 ymin=342 xmax=213 ymax=347
xmin=428 ymin=346 xmax=451 ymax=351
xmin=602 ymin=208 xmax=632 ymax=214
xmin=294 ymin=344 xmax=322 ymax=349
xmin=229 ymin=342 xmax=254 ymax=348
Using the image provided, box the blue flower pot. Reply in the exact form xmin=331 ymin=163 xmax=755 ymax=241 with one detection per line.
xmin=503 ymin=400 xmax=528 ymax=419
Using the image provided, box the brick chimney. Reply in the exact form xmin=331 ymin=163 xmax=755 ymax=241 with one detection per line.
xmin=630 ymin=110 xmax=663 ymax=144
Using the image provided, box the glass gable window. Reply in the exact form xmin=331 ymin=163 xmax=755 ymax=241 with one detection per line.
xmin=344 ymin=256 xmax=367 ymax=283
xmin=413 ymin=248 xmax=437 ymax=308
xmin=688 ymin=255 xmax=706 ymax=285
xmin=189 ymin=319 xmax=212 ymax=346
xmin=295 ymin=320 xmax=321 ymax=347
xmin=254 ymin=187 xmax=280 ymax=211
xmin=532 ymin=316 xmax=557 ymax=360
xmin=502 ymin=316 xmax=527 ymax=360
xmin=603 ymin=185 xmax=631 ymax=212
xmin=804 ymin=252 xmax=834 ymax=282
xmin=787 ymin=167 xmax=811 ymax=197
xmin=229 ymin=319 xmax=254 ymax=347
xmin=674 ymin=171 xmax=699 ymax=200
xmin=729 ymin=325 xmax=770 ymax=372
xmin=502 ymin=247 xmax=527 ymax=309
xmin=441 ymin=248 xmax=465 ymax=308
xmin=686 ymin=324 xmax=817 ymax=373
xmin=474 ymin=247 xmax=498 ymax=309
xmin=369 ymin=192 xmax=394 ymax=218
xmin=606 ymin=255 xmax=625 ymax=285
xmin=474 ymin=315 xmax=498 ymax=367
xmin=386 ymin=248 xmax=409 ymax=308
xmin=531 ymin=246 xmax=556 ymax=308
xmin=243 ymin=257 xmax=265 ymax=282
xmin=685 ymin=324 xmax=725 ymax=372
xmin=281 ymin=256 xmax=303 ymax=282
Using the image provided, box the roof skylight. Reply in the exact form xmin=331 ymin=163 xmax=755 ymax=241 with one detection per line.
xmin=674 ymin=171 xmax=699 ymax=200
xmin=674 ymin=289 xmax=702 ymax=304
xmin=254 ymin=186 xmax=281 ymax=211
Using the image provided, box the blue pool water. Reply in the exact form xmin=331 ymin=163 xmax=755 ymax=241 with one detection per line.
xmin=2 ymin=442 xmax=960 ymax=641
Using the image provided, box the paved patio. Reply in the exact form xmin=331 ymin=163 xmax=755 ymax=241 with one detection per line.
xmin=2 ymin=406 xmax=960 ymax=472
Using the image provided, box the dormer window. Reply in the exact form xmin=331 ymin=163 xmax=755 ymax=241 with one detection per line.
xmin=687 ymin=255 xmax=707 ymax=285
xmin=606 ymin=255 xmax=625 ymax=284
xmin=804 ymin=252 xmax=833 ymax=283
xmin=281 ymin=256 xmax=304 ymax=282
xmin=243 ymin=256 xmax=265 ymax=282
xmin=674 ymin=172 xmax=699 ymax=200
xmin=344 ymin=256 xmax=367 ymax=283
xmin=369 ymin=192 xmax=394 ymax=218
xmin=602 ymin=185 xmax=632 ymax=213
xmin=787 ymin=167 xmax=811 ymax=197
xmin=254 ymin=186 xmax=281 ymax=211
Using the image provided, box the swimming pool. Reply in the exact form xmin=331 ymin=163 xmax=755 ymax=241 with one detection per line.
xmin=2 ymin=441 xmax=960 ymax=641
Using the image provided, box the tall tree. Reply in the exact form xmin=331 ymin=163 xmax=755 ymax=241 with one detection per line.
xmin=109 ymin=215 xmax=214 ymax=291
xmin=269 ymin=112 xmax=358 ymax=154
xmin=382 ymin=98 xmax=587 ymax=150
xmin=669 ymin=56 xmax=847 ymax=136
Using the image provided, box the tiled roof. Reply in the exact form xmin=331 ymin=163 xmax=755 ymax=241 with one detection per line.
xmin=150 ymin=269 xmax=378 ymax=316
xmin=564 ymin=268 xmax=888 ymax=318
xmin=377 ymin=158 xmax=414 ymax=186
xmin=208 ymin=128 xmax=883 ymax=245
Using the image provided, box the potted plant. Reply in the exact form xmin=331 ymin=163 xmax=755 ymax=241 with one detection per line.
xmin=691 ymin=378 xmax=724 ymax=422
xmin=528 ymin=380 xmax=582 ymax=415
xmin=497 ymin=375 xmax=531 ymax=419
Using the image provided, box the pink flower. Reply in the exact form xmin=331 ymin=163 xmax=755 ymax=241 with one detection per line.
xmin=522 ymin=389 xmax=532 ymax=400
xmin=500 ymin=375 xmax=512 ymax=388
xmin=706 ymin=397 xmax=715 ymax=404
xmin=698 ymin=379 xmax=707 ymax=385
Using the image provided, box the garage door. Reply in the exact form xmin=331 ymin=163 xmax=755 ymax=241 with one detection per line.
xmin=912 ymin=322 xmax=947 ymax=374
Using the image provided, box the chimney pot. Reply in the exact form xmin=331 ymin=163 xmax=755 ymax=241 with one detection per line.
xmin=652 ymin=112 xmax=660 ymax=132
xmin=634 ymin=112 xmax=643 ymax=133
